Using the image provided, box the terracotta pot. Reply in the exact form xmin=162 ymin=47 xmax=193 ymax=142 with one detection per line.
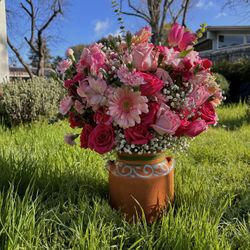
xmin=107 ymin=152 xmax=174 ymax=223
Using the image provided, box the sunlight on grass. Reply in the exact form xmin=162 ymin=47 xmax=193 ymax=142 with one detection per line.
xmin=0 ymin=104 xmax=249 ymax=249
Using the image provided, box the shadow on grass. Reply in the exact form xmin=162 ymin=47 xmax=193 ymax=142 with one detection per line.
xmin=218 ymin=114 xmax=250 ymax=130
xmin=0 ymin=153 xmax=109 ymax=206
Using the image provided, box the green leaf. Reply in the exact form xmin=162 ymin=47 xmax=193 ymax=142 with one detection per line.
xmin=178 ymin=49 xmax=193 ymax=58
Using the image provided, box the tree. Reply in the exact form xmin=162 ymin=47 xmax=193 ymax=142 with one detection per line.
xmin=6 ymin=0 xmax=64 ymax=78
xmin=117 ymin=0 xmax=191 ymax=44
xmin=28 ymin=39 xmax=52 ymax=69
xmin=224 ymin=0 xmax=250 ymax=18
xmin=71 ymin=44 xmax=88 ymax=61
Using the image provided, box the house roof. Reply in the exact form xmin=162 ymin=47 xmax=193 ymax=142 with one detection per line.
xmin=205 ymin=26 xmax=250 ymax=31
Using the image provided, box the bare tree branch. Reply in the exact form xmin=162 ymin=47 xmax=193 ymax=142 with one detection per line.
xmin=182 ymin=0 xmax=190 ymax=27
xmin=7 ymin=36 xmax=34 ymax=79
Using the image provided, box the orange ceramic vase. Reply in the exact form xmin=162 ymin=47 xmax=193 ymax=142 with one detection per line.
xmin=107 ymin=152 xmax=174 ymax=223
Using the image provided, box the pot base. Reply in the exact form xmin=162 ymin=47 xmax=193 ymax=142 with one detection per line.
xmin=108 ymin=156 xmax=174 ymax=223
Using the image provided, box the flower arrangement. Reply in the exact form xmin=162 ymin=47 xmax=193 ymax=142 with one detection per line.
xmin=58 ymin=23 xmax=222 ymax=155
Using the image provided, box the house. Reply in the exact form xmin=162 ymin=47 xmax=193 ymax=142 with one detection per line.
xmin=9 ymin=67 xmax=55 ymax=81
xmin=194 ymin=26 xmax=250 ymax=62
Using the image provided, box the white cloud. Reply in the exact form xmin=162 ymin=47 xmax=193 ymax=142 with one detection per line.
xmin=108 ymin=29 xmax=122 ymax=37
xmin=196 ymin=0 xmax=215 ymax=9
xmin=94 ymin=19 xmax=110 ymax=35
xmin=215 ymin=12 xmax=227 ymax=18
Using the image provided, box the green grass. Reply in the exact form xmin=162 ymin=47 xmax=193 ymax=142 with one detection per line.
xmin=0 ymin=103 xmax=249 ymax=249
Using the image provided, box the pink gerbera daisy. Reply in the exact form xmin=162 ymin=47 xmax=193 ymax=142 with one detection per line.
xmin=108 ymin=88 xmax=148 ymax=128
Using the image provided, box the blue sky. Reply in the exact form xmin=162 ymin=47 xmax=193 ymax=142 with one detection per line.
xmin=8 ymin=0 xmax=250 ymax=61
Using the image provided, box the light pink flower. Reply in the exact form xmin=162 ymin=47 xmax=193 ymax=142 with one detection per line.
xmin=77 ymin=43 xmax=106 ymax=75
xmin=132 ymin=26 xmax=152 ymax=44
xmin=161 ymin=47 xmax=181 ymax=68
xmin=168 ymin=23 xmax=196 ymax=51
xmin=151 ymin=104 xmax=181 ymax=135
xmin=66 ymin=48 xmax=74 ymax=57
xmin=59 ymin=96 xmax=73 ymax=115
xmin=108 ymin=88 xmax=148 ymax=128
xmin=74 ymin=100 xmax=85 ymax=114
xmin=64 ymin=134 xmax=77 ymax=146
xmin=77 ymin=77 xmax=108 ymax=110
xmin=57 ymin=59 xmax=72 ymax=74
xmin=117 ymin=66 xmax=145 ymax=86
xmin=188 ymin=85 xmax=211 ymax=108
xmin=155 ymin=68 xmax=173 ymax=85
xmin=132 ymin=43 xmax=159 ymax=71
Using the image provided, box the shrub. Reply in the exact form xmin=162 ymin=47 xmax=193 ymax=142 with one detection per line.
xmin=213 ymin=73 xmax=230 ymax=96
xmin=0 ymin=77 xmax=65 ymax=127
xmin=212 ymin=59 xmax=250 ymax=102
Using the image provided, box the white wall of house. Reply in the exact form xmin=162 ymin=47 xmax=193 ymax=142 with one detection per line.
xmin=0 ymin=0 xmax=9 ymax=83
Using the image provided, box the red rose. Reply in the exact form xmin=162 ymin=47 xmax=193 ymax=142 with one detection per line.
xmin=93 ymin=108 xmax=112 ymax=125
xmin=198 ymin=101 xmax=217 ymax=125
xmin=138 ymin=72 xmax=164 ymax=96
xmin=80 ymin=124 xmax=93 ymax=148
xmin=175 ymin=119 xmax=207 ymax=137
xmin=201 ymin=59 xmax=212 ymax=69
xmin=88 ymin=124 xmax=115 ymax=154
xmin=141 ymin=102 xmax=160 ymax=127
xmin=64 ymin=73 xmax=85 ymax=89
xmin=69 ymin=112 xmax=84 ymax=128
xmin=125 ymin=124 xmax=153 ymax=145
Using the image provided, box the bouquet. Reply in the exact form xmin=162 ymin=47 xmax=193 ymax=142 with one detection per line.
xmin=58 ymin=23 xmax=222 ymax=155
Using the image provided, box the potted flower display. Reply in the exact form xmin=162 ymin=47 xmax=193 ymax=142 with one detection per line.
xmin=58 ymin=23 xmax=222 ymax=222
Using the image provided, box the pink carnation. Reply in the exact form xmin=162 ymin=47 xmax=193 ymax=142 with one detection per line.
xmin=117 ymin=66 xmax=145 ymax=86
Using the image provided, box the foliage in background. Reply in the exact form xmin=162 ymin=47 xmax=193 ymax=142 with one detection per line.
xmin=0 ymin=78 xmax=65 ymax=127
xmin=212 ymin=59 xmax=250 ymax=102
xmin=213 ymin=72 xmax=230 ymax=96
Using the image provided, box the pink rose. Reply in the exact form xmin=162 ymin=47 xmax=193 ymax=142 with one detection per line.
xmin=88 ymin=124 xmax=115 ymax=154
xmin=151 ymin=104 xmax=181 ymax=135
xmin=132 ymin=43 xmax=159 ymax=71
xmin=59 ymin=96 xmax=72 ymax=115
xmin=66 ymin=48 xmax=74 ymax=57
xmin=175 ymin=119 xmax=208 ymax=137
xmin=125 ymin=124 xmax=153 ymax=145
xmin=197 ymin=101 xmax=217 ymax=125
xmin=57 ymin=59 xmax=72 ymax=74
xmin=138 ymin=72 xmax=164 ymax=96
xmin=141 ymin=102 xmax=160 ymax=127
xmin=80 ymin=124 xmax=94 ymax=148
xmin=168 ymin=23 xmax=196 ymax=51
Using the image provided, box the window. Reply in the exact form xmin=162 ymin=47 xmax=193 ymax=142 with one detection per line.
xmin=247 ymin=35 xmax=250 ymax=44
xmin=194 ymin=40 xmax=213 ymax=52
xmin=218 ymin=35 xmax=244 ymax=48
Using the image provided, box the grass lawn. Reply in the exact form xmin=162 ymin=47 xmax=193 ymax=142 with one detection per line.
xmin=0 ymin=103 xmax=249 ymax=249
